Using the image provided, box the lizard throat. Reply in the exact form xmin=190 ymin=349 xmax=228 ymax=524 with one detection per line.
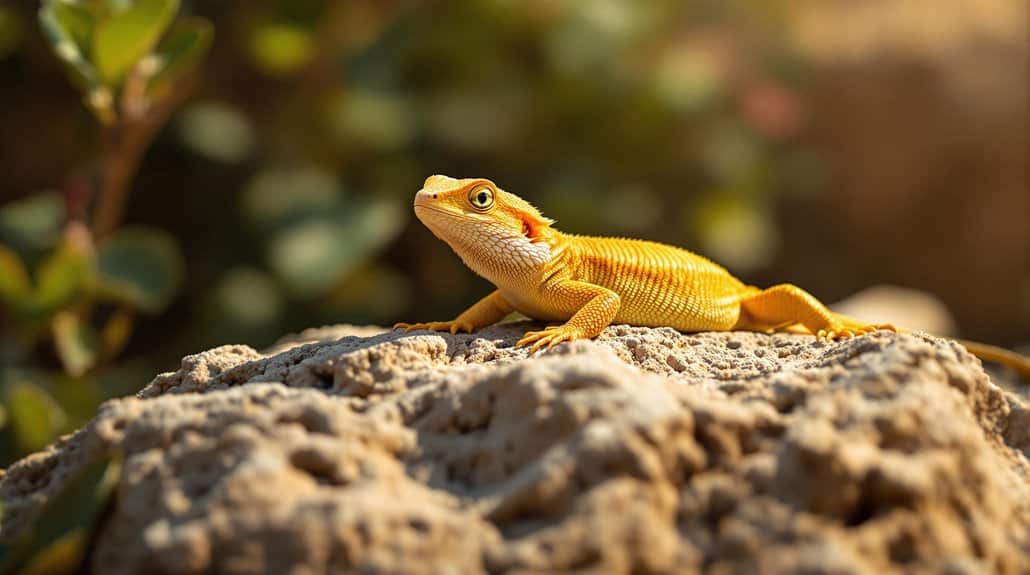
xmin=414 ymin=206 xmax=552 ymax=283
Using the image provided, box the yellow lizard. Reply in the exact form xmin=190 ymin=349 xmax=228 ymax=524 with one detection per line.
xmin=396 ymin=175 xmax=1030 ymax=377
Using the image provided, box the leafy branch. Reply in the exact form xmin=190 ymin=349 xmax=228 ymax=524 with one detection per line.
xmin=0 ymin=0 xmax=212 ymax=466
xmin=40 ymin=0 xmax=212 ymax=237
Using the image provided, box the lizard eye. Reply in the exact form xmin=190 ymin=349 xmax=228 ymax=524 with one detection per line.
xmin=468 ymin=186 xmax=494 ymax=211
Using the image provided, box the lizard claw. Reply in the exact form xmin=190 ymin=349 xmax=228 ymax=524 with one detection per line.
xmin=393 ymin=321 xmax=474 ymax=334
xmin=816 ymin=322 xmax=896 ymax=341
xmin=516 ymin=325 xmax=584 ymax=353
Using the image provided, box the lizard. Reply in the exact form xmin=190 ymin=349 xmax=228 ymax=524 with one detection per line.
xmin=395 ymin=175 xmax=1030 ymax=377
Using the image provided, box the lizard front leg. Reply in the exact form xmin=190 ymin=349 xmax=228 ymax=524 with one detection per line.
xmin=395 ymin=290 xmax=513 ymax=334
xmin=516 ymin=281 xmax=620 ymax=352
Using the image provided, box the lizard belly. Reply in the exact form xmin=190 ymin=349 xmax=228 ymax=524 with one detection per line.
xmin=499 ymin=287 xmax=572 ymax=322
xmin=597 ymin=269 xmax=746 ymax=332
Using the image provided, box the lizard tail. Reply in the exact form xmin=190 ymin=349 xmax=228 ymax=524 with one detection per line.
xmin=952 ymin=338 xmax=1030 ymax=379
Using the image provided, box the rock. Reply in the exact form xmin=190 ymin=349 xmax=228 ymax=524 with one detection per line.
xmin=2 ymin=324 xmax=1029 ymax=574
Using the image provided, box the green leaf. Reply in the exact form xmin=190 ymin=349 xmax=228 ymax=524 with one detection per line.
xmin=0 ymin=192 xmax=63 ymax=252
xmin=0 ymin=455 xmax=120 ymax=575
xmin=268 ymin=199 xmax=404 ymax=297
xmin=95 ymin=227 xmax=183 ymax=313
xmin=28 ymin=243 xmax=92 ymax=320
xmin=331 ymin=89 xmax=416 ymax=151
xmin=92 ymin=0 xmax=179 ymax=86
xmin=0 ymin=246 xmax=30 ymax=304
xmin=147 ymin=17 xmax=212 ymax=96
xmin=38 ymin=0 xmax=100 ymax=91
xmin=98 ymin=307 xmax=133 ymax=361
xmin=177 ymin=101 xmax=254 ymax=164
xmin=3 ymin=381 xmax=66 ymax=454
xmin=211 ymin=267 xmax=283 ymax=326
xmin=42 ymin=1 xmax=93 ymax=53
xmin=199 ymin=267 xmax=284 ymax=347
xmin=688 ymin=193 xmax=777 ymax=272
xmin=247 ymin=21 xmax=314 ymax=76
xmin=242 ymin=165 xmax=340 ymax=231
xmin=48 ymin=373 xmax=103 ymax=428
xmin=52 ymin=312 xmax=98 ymax=377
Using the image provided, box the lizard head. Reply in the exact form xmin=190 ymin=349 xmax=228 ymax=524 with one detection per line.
xmin=413 ymin=175 xmax=556 ymax=279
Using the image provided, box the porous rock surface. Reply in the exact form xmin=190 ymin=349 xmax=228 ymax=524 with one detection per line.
xmin=1 ymin=324 xmax=1029 ymax=574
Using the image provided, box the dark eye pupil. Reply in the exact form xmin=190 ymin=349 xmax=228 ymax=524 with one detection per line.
xmin=478 ymin=192 xmax=488 ymax=204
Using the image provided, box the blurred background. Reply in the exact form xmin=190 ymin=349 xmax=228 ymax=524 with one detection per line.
xmin=0 ymin=0 xmax=1026 ymax=466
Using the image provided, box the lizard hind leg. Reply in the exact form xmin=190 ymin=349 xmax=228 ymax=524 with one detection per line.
xmin=736 ymin=284 xmax=893 ymax=340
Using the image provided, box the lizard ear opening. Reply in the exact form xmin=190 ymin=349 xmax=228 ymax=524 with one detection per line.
xmin=520 ymin=213 xmax=555 ymax=242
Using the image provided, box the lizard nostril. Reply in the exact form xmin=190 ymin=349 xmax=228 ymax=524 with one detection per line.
xmin=432 ymin=193 xmax=438 ymax=199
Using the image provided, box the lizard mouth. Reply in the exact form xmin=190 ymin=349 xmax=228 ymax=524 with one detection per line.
xmin=414 ymin=204 xmax=526 ymax=243
xmin=412 ymin=204 xmax=455 ymax=218
xmin=413 ymin=204 xmax=478 ymax=239
xmin=414 ymin=204 xmax=491 ymax=225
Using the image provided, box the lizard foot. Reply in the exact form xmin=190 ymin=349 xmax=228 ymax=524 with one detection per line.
xmin=816 ymin=322 xmax=896 ymax=341
xmin=516 ymin=325 xmax=585 ymax=353
xmin=393 ymin=321 xmax=475 ymax=335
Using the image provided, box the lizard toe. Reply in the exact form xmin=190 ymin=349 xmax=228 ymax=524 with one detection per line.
xmin=398 ymin=321 xmax=455 ymax=333
xmin=517 ymin=332 xmax=550 ymax=350
xmin=449 ymin=323 xmax=475 ymax=335
xmin=529 ymin=337 xmax=554 ymax=354
xmin=519 ymin=325 xmax=584 ymax=352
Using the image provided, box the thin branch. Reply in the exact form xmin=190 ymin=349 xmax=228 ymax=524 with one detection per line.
xmin=92 ymin=73 xmax=198 ymax=240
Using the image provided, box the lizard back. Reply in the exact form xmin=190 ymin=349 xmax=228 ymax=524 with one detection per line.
xmin=563 ymin=234 xmax=756 ymax=331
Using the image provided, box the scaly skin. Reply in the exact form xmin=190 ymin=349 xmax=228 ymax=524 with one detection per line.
xmin=396 ymin=175 xmax=1030 ymax=377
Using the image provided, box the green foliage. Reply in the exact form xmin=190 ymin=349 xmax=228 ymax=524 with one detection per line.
xmin=52 ymin=312 xmax=99 ymax=378
xmin=246 ymin=20 xmax=315 ymax=76
xmin=38 ymin=0 xmax=211 ymax=122
xmin=148 ymin=18 xmax=213 ymax=96
xmin=3 ymin=380 xmax=66 ymax=455
xmin=177 ymin=100 xmax=254 ymax=163
xmin=0 ymin=192 xmax=63 ymax=253
xmin=211 ymin=268 xmax=284 ymax=327
xmin=241 ymin=166 xmax=405 ymax=298
xmin=38 ymin=1 xmax=100 ymax=92
xmin=0 ymin=0 xmax=209 ymax=472
xmin=0 ymin=202 xmax=184 ymax=359
xmin=93 ymin=0 xmax=179 ymax=85
xmin=689 ymin=193 xmax=778 ymax=274
xmin=0 ymin=228 xmax=93 ymax=329
xmin=29 ymin=243 xmax=92 ymax=322
xmin=96 ymin=227 xmax=184 ymax=314
xmin=333 ymin=89 xmax=417 ymax=151
xmin=0 ymin=246 xmax=30 ymax=304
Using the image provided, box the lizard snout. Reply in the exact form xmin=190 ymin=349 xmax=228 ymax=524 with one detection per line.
xmin=414 ymin=189 xmax=440 ymax=207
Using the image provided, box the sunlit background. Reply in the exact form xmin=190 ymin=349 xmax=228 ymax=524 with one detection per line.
xmin=0 ymin=0 xmax=1026 ymax=466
